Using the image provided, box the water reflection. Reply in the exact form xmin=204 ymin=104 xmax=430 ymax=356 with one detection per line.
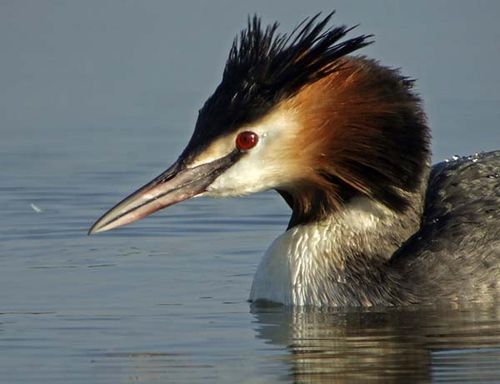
xmin=252 ymin=303 xmax=500 ymax=383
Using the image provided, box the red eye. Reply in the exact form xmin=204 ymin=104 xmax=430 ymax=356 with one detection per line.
xmin=235 ymin=131 xmax=259 ymax=151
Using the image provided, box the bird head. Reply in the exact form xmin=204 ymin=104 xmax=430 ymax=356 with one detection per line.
xmin=89 ymin=12 xmax=429 ymax=234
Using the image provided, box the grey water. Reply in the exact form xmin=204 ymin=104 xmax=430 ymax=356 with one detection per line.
xmin=1 ymin=1 xmax=500 ymax=383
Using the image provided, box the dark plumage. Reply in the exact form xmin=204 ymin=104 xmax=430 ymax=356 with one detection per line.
xmin=186 ymin=13 xmax=372 ymax=156
xmin=393 ymin=151 xmax=500 ymax=301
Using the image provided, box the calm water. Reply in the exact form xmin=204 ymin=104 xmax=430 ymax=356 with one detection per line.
xmin=2 ymin=2 xmax=500 ymax=383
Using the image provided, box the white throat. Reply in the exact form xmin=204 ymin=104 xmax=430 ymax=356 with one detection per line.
xmin=249 ymin=197 xmax=402 ymax=306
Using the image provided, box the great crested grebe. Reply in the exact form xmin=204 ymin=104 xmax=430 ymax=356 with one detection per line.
xmin=89 ymin=13 xmax=499 ymax=307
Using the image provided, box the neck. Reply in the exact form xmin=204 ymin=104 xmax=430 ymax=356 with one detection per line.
xmin=249 ymin=195 xmax=424 ymax=306
xmin=249 ymin=58 xmax=431 ymax=306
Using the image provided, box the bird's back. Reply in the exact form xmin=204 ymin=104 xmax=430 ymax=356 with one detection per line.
xmin=391 ymin=150 xmax=500 ymax=301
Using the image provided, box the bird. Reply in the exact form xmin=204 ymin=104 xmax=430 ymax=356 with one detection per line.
xmin=89 ymin=12 xmax=500 ymax=307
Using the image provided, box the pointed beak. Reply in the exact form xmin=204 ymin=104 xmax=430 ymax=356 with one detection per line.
xmin=88 ymin=150 xmax=239 ymax=235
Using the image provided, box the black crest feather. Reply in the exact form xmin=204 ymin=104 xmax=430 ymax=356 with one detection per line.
xmin=188 ymin=12 xmax=372 ymax=152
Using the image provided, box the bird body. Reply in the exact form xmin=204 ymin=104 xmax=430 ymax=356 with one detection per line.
xmin=251 ymin=153 xmax=500 ymax=306
xmin=89 ymin=13 xmax=499 ymax=307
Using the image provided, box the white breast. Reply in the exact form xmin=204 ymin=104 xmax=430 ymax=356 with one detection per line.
xmin=249 ymin=197 xmax=396 ymax=306
xmin=249 ymin=219 xmax=342 ymax=306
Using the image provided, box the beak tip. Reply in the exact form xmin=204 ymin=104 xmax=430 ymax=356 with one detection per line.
xmin=88 ymin=222 xmax=105 ymax=235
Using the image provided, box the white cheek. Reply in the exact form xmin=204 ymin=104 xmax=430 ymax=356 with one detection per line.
xmin=205 ymin=109 xmax=300 ymax=197
xmin=206 ymin=140 xmax=283 ymax=196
